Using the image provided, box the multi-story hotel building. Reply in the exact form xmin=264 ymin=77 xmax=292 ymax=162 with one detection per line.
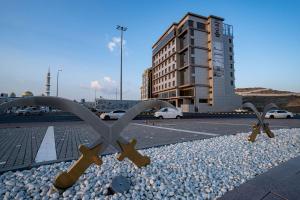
xmin=141 ymin=12 xmax=241 ymax=112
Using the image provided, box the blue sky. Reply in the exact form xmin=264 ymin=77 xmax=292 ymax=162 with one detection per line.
xmin=0 ymin=0 xmax=300 ymax=100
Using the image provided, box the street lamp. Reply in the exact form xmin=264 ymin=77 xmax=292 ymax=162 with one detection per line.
xmin=56 ymin=69 xmax=62 ymax=97
xmin=116 ymin=25 xmax=127 ymax=101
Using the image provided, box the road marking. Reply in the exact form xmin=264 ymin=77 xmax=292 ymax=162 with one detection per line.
xmin=194 ymin=121 xmax=287 ymax=128
xmin=132 ymin=123 xmax=219 ymax=136
xmin=0 ymin=161 xmax=6 ymax=165
xmin=35 ymin=126 xmax=57 ymax=163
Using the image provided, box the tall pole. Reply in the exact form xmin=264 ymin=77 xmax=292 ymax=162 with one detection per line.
xmin=116 ymin=25 xmax=127 ymax=101
xmin=120 ymin=29 xmax=123 ymax=101
xmin=56 ymin=69 xmax=62 ymax=97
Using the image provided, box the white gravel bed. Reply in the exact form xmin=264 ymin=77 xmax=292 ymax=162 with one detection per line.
xmin=1 ymin=128 xmax=300 ymax=200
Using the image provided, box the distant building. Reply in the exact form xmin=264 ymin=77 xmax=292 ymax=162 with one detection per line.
xmin=140 ymin=68 xmax=152 ymax=100
xmin=0 ymin=93 xmax=8 ymax=98
xmin=45 ymin=68 xmax=51 ymax=96
xmin=22 ymin=91 xmax=34 ymax=97
xmin=141 ymin=12 xmax=241 ymax=112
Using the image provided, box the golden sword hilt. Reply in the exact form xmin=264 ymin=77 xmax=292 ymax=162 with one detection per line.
xmin=53 ymin=144 xmax=103 ymax=190
xmin=263 ymin=123 xmax=275 ymax=138
xmin=248 ymin=124 xmax=261 ymax=142
xmin=117 ymin=139 xmax=150 ymax=168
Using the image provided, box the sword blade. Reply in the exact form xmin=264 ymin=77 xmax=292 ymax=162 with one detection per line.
xmin=242 ymin=102 xmax=264 ymax=125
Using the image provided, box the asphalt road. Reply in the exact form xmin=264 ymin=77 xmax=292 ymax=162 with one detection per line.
xmin=0 ymin=117 xmax=299 ymax=173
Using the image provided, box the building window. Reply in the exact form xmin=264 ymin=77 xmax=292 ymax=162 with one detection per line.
xmin=172 ymin=55 xmax=175 ymax=61
xmin=168 ymin=82 xmax=171 ymax=87
xmin=190 ymin=29 xmax=194 ymax=36
xmin=229 ymin=38 xmax=232 ymax=43
xmin=199 ymin=98 xmax=208 ymax=103
xmin=190 ymin=47 xmax=195 ymax=54
xmin=229 ymin=47 xmax=232 ymax=52
xmin=230 ymin=64 xmax=233 ymax=69
xmin=230 ymin=55 xmax=233 ymax=60
xmin=230 ymin=72 xmax=233 ymax=77
xmin=188 ymin=20 xmax=193 ymax=27
xmin=172 ymin=40 xmax=175 ymax=45
xmin=173 ymin=81 xmax=175 ymax=86
xmin=191 ymin=57 xmax=195 ymax=64
xmin=172 ymin=47 xmax=175 ymax=53
xmin=173 ymin=64 xmax=175 ymax=69
xmin=173 ymin=72 xmax=175 ymax=78
xmin=191 ymin=38 xmax=194 ymax=45
xmin=197 ymin=22 xmax=205 ymax=30
xmin=231 ymin=80 xmax=234 ymax=86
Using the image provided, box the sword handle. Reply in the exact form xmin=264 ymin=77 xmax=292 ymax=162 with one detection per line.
xmin=248 ymin=124 xmax=260 ymax=142
xmin=54 ymin=144 xmax=102 ymax=190
xmin=117 ymin=139 xmax=150 ymax=168
xmin=263 ymin=123 xmax=275 ymax=138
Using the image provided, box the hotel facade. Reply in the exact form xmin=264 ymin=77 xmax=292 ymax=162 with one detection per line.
xmin=141 ymin=12 xmax=241 ymax=112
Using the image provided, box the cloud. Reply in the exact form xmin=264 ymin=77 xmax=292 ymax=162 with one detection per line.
xmin=90 ymin=80 xmax=102 ymax=90
xmin=107 ymin=37 xmax=126 ymax=52
xmin=104 ymin=76 xmax=116 ymax=83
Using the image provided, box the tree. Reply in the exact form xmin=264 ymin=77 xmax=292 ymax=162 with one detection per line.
xmin=10 ymin=92 xmax=16 ymax=98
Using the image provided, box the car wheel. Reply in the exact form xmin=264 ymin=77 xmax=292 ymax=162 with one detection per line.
xmin=104 ymin=116 xmax=110 ymax=120
xmin=158 ymin=116 xmax=163 ymax=119
xmin=287 ymin=115 xmax=291 ymax=119
xmin=270 ymin=115 xmax=274 ymax=119
xmin=176 ymin=115 xmax=181 ymax=119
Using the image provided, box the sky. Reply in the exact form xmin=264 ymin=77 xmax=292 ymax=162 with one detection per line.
xmin=0 ymin=0 xmax=300 ymax=101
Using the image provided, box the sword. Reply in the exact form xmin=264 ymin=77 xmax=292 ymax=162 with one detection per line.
xmin=242 ymin=102 xmax=278 ymax=142
xmin=0 ymin=97 xmax=175 ymax=189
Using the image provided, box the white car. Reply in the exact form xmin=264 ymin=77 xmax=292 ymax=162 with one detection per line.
xmin=154 ymin=107 xmax=183 ymax=119
xmin=100 ymin=110 xmax=126 ymax=120
xmin=16 ymin=107 xmax=43 ymax=116
xmin=265 ymin=110 xmax=294 ymax=119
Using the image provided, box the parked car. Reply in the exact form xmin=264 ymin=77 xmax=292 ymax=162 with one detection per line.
xmin=154 ymin=107 xmax=183 ymax=119
xmin=265 ymin=110 xmax=294 ymax=119
xmin=100 ymin=110 xmax=126 ymax=120
xmin=235 ymin=108 xmax=248 ymax=113
xmin=16 ymin=107 xmax=43 ymax=116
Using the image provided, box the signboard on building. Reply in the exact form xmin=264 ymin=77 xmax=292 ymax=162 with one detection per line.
xmin=212 ymin=42 xmax=224 ymax=77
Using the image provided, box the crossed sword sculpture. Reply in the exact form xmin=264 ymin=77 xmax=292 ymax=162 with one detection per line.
xmin=0 ymin=96 xmax=175 ymax=190
xmin=242 ymin=102 xmax=278 ymax=142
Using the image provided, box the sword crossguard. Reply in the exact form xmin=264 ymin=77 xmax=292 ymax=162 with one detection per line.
xmin=53 ymin=144 xmax=103 ymax=190
xmin=263 ymin=123 xmax=275 ymax=138
xmin=248 ymin=124 xmax=261 ymax=142
xmin=116 ymin=139 xmax=150 ymax=168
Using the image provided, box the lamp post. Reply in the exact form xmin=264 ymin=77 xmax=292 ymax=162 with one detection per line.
xmin=56 ymin=69 xmax=62 ymax=97
xmin=116 ymin=25 xmax=127 ymax=101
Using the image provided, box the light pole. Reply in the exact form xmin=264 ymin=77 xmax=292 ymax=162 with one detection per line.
xmin=116 ymin=25 xmax=127 ymax=101
xmin=56 ymin=69 xmax=62 ymax=97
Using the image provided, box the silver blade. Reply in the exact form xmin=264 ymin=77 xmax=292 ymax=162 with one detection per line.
xmin=110 ymin=100 xmax=176 ymax=146
xmin=0 ymin=96 xmax=123 ymax=151
xmin=242 ymin=102 xmax=264 ymax=125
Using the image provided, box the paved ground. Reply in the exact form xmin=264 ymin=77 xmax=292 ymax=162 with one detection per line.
xmin=220 ymin=155 xmax=300 ymax=200
xmin=0 ymin=118 xmax=299 ymax=173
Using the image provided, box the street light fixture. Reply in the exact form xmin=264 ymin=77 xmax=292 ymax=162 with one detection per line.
xmin=116 ymin=25 xmax=127 ymax=101
xmin=56 ymin=68 xmax=62 ymax=97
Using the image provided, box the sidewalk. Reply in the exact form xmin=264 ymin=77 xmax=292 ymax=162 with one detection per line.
xmin=220 ymin=155 xmax=300 ymax=200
